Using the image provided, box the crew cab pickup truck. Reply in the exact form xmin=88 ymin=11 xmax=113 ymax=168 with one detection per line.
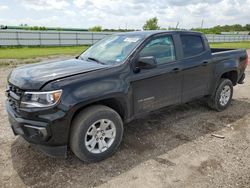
xmin=6 ymin=31 xmax=248 ymax=162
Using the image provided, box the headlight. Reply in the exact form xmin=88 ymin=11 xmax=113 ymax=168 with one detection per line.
xmin=21 ymin=90 xmax=62 ymax=108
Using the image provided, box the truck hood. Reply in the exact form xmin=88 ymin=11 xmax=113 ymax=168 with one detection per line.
xmin=8 ymin=58 xmax=110 ymax=90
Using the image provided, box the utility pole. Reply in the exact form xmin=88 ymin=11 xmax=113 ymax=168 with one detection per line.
xmin=175 ymin=22 xmax=179 ymax=30
xmin=201 ymin=19 xmax=204 ymax=28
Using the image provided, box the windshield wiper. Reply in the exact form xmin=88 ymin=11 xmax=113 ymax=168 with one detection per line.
xmin=87 ymin=57 xmax=105 ymax=65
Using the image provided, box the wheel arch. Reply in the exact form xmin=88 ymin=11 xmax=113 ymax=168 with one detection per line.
xmin=69 ymin=96 xmax=129 ymax=130
xmin=220 ymin=70 xmax=238 ymax=86
xmin=209 ymin=69 xmax=237 ymax=98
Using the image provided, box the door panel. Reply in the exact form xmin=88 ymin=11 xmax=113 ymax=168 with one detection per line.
xmin=132 ymin=64 xmax=182 ymax=115
xmin=180 ymin=54 xmax=212 ymax=102
xmin=130 ymin=35 xmax=182 ymax=116
xmin=179 ymin=34 xmax=213 ymax=103
xmin=130 ymin=34 xmax=182 ymax=116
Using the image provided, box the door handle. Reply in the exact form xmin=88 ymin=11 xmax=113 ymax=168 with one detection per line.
xmin=171 ymin=68 xmax=180 ymax=73
xmin=202 ymin=61 xmax=208 ymax=66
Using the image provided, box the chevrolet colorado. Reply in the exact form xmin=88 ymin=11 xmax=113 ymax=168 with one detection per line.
xmin=6 ymin=31 xmax=248 ymax=162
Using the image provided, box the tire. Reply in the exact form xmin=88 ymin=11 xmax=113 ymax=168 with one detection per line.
xmin=207 ymin=78 xmax=233 ymax=111
xmin=70 ymin=105 xmax=123 ymax=163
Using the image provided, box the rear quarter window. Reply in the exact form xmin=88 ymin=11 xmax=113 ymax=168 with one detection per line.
xmin=180 ymin=35 xmax=205 ymax=58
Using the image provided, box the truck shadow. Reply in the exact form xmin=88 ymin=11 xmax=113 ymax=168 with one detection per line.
xmin=11 ymin=98 xmax=250 ymax=187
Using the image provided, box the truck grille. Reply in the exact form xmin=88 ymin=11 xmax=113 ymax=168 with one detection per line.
xmin=6 ymin=83 xmax=24 ymax=112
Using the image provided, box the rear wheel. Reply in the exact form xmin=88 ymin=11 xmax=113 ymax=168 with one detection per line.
xmin=207 ymin=78 xmax=233 ymax=111
xmin=70 ymin=105 xmax=123 ymax=162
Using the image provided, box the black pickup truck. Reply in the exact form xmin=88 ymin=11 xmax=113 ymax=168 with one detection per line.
xmin=6 ymin=31 xmax=248 ymax=162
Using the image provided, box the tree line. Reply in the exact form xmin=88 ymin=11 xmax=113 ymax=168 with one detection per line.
xmin=1 ymin=17 xmax=250 ymax=34
xmin=89 ymin=17 xmax=250 ymax=34
xmin=141 ymin=17 xmax=250 ymax=34
xmin=192 ymin=24 xmax=250 ymax=34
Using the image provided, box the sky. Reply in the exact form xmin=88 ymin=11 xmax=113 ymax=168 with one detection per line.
xmin=0 ymin=0 xmax=250 ymax=29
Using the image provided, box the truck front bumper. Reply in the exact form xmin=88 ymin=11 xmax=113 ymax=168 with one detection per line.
xmin=6 ymin=102 xmax=67 ymax=157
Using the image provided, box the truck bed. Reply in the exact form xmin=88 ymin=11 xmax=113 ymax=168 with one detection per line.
xmin=211 ymin=48 xmax=247 ymax=60
xmin=211 ymin=48 xmax=239 ymax=53
xmin=211 ymin=47 xmax=247 ymax=85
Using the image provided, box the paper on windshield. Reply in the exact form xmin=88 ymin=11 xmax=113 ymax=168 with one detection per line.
xmin=124 ymin=37 xmax=140 ymax=43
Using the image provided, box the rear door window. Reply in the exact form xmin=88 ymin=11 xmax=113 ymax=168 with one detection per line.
xmin=180 ymin=35 xmax=205 ymax=58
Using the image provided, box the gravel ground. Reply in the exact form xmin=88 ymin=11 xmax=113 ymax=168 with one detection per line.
xmin=0 ymin=51 xmax=250 ymax=188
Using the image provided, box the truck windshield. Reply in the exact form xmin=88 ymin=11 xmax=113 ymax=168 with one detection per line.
xmin=79 ymin=35 xmax=144 ymax=65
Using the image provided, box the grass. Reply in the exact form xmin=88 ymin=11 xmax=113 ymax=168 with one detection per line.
xmin=0 ymin=41 xmax=249 ymax=61
xmin=0 ymin=45 xmax=88 ymax=59
xmin=210 ymin=41 xmax=250 ymax=49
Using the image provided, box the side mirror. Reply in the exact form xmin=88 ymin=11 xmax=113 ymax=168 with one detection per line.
xmin=138 ymin=56 xmax=157 ymax=69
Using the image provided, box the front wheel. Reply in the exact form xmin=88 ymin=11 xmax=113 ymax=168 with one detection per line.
xmin=70 ymin=105 xmax=123 ymax=163
xmin=207 ymin=78 xmax=233 ymax=111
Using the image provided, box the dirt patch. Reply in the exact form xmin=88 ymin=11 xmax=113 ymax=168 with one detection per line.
xmin=197 ymin=159 xmax=223 ymax=175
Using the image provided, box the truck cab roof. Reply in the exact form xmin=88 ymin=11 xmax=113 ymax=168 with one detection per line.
xmin=116 ymin=30 xmax=203 ymax=37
